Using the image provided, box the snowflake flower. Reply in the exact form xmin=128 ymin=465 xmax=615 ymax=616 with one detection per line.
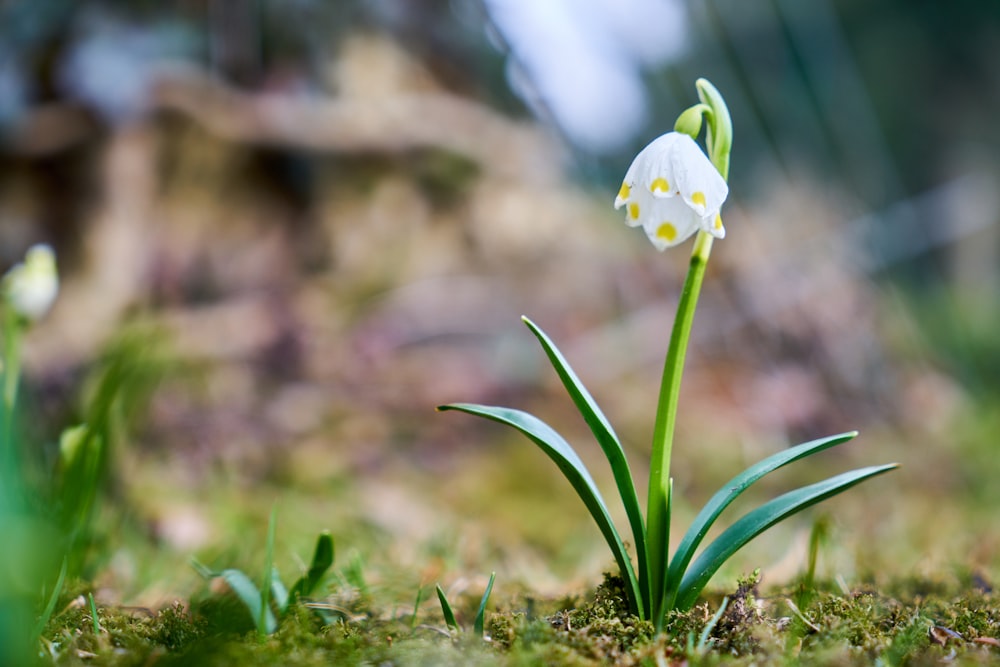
xmin=614 ymin=132 xmax=728 ymax=250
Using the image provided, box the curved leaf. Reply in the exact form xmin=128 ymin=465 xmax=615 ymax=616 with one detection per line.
xmin=673 ymin=463 xmax=898 ymax=611
xmin=436 ymin=584 xmax=459 ymax=633
xmin=664 ymin=431 xmax=859 ymax=608
xmin=219 ymin=568 xmax=277 ymax=634
xmin=522 ymin=317 xmax=649 ymax=613
xmin=290 ymin=531 xmax=335 ymax=602
xmin=270 ymin=568 xmax=289 ymax=615
xmin=438 ymin=403 xmax=643 ymax=617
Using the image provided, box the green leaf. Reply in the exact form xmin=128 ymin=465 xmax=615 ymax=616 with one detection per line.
xmin=219 ymin=569 xmax=277 ymax=634
xmin=259 ymin=505 xmax=277 ymax=638
xmin=32 ymin=558 xmax=68 ymax=640
xmin=271 ymin=568 xmax=289 ymax=615
xmin=694 ymin=596 xmax=729 ymax=654
xmin=474 ymin=572 xmax=496 ymax=637
xmin=290 ymin=531 xmax=335 ymax=602
xmin=87 ymin=592 xmax=100 ymax=635
xmin=673 ymin=463 xmax=898 ymax=610
xmin=410 ymin=586 xmax=425 ymax=630
xmin=664 ymin=432 xmax=859 ymax=609
xmin=437 ymin=403 xmax=642 ymax=616
xmin=436 ymin=584 xmax=459 ymax=633
xmin=522 ymin=317 xmax=649 ymax=614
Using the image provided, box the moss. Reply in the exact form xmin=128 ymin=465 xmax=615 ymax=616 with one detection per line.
xmin=152 ymin=601 xmax=208 ymax=651
xmin=548 ymin=574 xmax=653 ymax=658
xmin=39 ymin=596 xmax=205 ymax=666
xmin=35 ymin=573 xmax=1000 ymax=665
xmin=481 ymin=574 xmax=658 ymax=665
xmin=769 ymin=575 xmax=1000 ymax=665
xmin=709 ymin=569 xmax=766 ymax=656
xmin=486 ymin=610 xmax=521 ymax=649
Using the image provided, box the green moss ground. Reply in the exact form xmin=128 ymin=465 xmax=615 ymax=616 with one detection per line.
xmin=38 ymin=569 xmax=1000 ymax=665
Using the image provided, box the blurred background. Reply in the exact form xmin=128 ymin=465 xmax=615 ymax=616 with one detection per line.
xmin=2 ymin=0 xmax=999 ymax=607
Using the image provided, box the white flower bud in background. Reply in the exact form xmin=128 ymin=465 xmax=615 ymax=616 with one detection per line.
xmin=3 ymin=244 xmax=59 ymax=321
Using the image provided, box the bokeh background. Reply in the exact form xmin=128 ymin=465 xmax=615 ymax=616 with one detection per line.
xmin=2 ymin=0 xmax=999 ymax=607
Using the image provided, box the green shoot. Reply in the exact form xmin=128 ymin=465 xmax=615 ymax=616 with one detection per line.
xmin=88 ymin=593 xmax=100 ymax=636
xmin=260 ymin=505 xmax=277 ymax=640
xmin=435 ymin=572 xmax=496 ymax=639
xmin=435 ymin=585 xmax=459 ymax=634
xmin=411 ymin=586 xmax=425 ymax=630
xmin=194 ymin=520 xmax=335 ymax=636
xmin=289 ymin=531 xmax=334 ymax=604
xmin=690 ymin=596 xmax=728 ymax=656
xmin=473 ymin=572 xmax=496 ymax=637
xmin=32 ymin=558 xmax=68 ymax=641
xmin=796 ymin=515 xmax=831 ymax=609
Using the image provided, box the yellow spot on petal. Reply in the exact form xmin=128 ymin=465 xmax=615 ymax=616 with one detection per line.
xmin=713 ymin=214 xmax=723 ymax=231
xmin=656 ymin=222 xmax=677 ymax=242
xmin=618 ymin=182 xmax=631 ymax=200
xmin=691 ymin=191 xmax=707 ymax=208
xmin=650 ymin=177 xmax=670 ymax=194
xmin=628 ymin=203 xmax=640 ymax=220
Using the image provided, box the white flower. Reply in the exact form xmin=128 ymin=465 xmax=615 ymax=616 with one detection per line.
xmin=613 ymin=132 xmax=728 ymax=250
xmin=3 ymin=244 xmax=59 ymax=321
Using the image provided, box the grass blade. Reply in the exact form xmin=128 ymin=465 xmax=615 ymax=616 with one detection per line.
xmin=32 ymin=558 xmax=68 ymax=640
xmin=437 ymin=403 xmax=642 ymax=616
xmin=522 ymin=317 xmax=649 ymax=613
xmin=259 ymin=505 xmax=277 ymax=638
xmin=410 ymin=586 xmax=425 ymax=630
xmin=664 ymin=432 xmax=859 ymax=609
xmin=219 ymin=569 xmax=277 ymax=634
xmin=473 ymin=572 xmax=496 ymax=637
xmin=87 ymin=592 xmax=100 ymax=635
xmin=436 ymin=584 xmax=459 ymax=633
xmin=673 ymin=463 xmax=898 ymax=610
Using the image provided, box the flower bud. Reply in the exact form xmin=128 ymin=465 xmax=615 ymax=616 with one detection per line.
xmin=59 ymin=424 xmax=90 ymax=469
xmin=3 ymin=244 xmax=59 ymax=321
xmin=674 ymin=104 xmax=709 ymax=140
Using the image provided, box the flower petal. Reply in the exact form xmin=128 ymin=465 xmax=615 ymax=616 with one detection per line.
xmin=623 ymin=199 xmax=643 ymax=227
xmin=669 ymin=135 xmax=728 ymax=216
xmin=639 ymin=195 xmax=702 ymax=251
xmin=701 ymin=213 xmax=726 ymax=239
xmin=614 ymin=181 xmax=631 ymax=209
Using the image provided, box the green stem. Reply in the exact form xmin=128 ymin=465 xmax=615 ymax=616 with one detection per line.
xmin=648 ymin=79 xmax=732 ymax=627
xmin=646 ymin=231 xmax=714 ymax=626
xmin=1 ymin=309 xmax=23 ymax=460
